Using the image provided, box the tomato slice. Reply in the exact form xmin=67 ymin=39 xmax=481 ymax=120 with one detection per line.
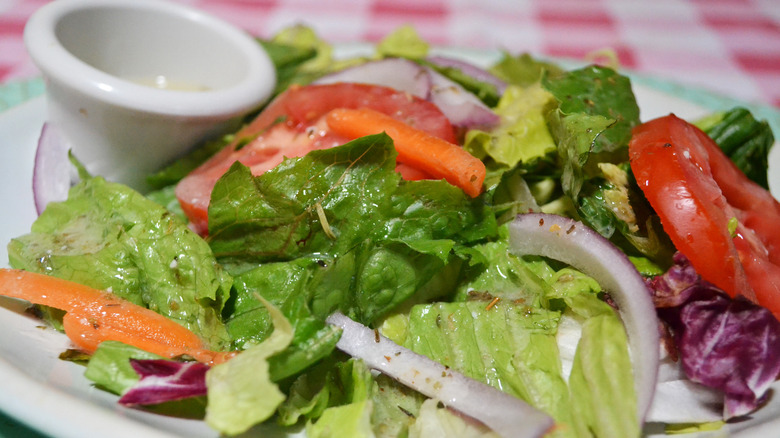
xmin=175 ymin=83 xmax=455 ymax=234
xmin=629 ymin=114 xmax=780 ymax=319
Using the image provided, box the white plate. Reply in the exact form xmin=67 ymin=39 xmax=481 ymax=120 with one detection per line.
xmin=1 ymin=55 xmax=779 ymax=438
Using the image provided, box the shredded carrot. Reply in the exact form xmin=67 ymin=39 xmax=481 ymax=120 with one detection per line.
xmin=0 ymin=269 xmax=232 ymax=365
xmin=325 ymin=108 xmax=486 ymax=197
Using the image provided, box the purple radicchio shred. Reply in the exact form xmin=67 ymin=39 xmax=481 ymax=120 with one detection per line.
xmin=118 ymin=359 xmax=209 ymax=406
xmin=647 ymin=253 xmax=780 ymax=419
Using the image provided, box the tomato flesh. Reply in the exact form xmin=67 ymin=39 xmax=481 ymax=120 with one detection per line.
xmin=629 ymin=114 xmax=780 ymax=319
xmin=175 ymin=83 xmax=456 ymax=234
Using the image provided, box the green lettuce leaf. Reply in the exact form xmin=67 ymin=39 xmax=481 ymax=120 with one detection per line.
xmin=405 ymin=301 xmax=575 ymax=435
xmin=7 ymin=177 xmax=231 ymax=348
xmin=84 ymin=341 xmax=163 ymax=395
xmin=542 ymin=65 xmax=640 ymax=200
xmin=576 ymin=162 xmax=675 ymax=263
xmin=489 ymin=52 xmax=563 ymax=88
xmin=84 ymin=341 xmax=207 ymax=419
xmin=409 ymin=399 xmax=498 ymax=438
xmin=568 ymin=313 xmax=639 ymax=438
xmin=208 ymin=134 xmax=498 ymax=326
xmin=205 ymin=297 xmax=293 ymax=435
xmin=278 ymin=358 xmax=374 ymax=427
xmin=375 ymin=25 xmax=429 ymax=59
xmin=306 ymin=399 xmax=375 ymax=438
xmin=698 ymin=107 xmax=775 ymax=190
xmin=464 ymin=83 xmax=558 ymax=187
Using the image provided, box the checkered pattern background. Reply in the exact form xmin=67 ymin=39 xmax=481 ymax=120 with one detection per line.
xmin=1 ymin=0 xmax=779 ymax=108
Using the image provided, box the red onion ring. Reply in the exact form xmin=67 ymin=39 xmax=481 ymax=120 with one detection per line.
xmin=506 ymin=213 xmax=660 ymax=424
xmin=314 ymin=58 xmax=499 ymax=128
xmin=32 ymin=123 xmax=73 ymax=215
xmin=426 ymin=55 xmax=508 ymax=95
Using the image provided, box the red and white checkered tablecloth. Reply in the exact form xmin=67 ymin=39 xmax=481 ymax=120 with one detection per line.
xmin=1 ymin=0 xmax=779 ymax=109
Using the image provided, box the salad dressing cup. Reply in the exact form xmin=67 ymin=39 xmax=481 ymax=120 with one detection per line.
xmin=24 ymin=0 xmax=276 ymax=191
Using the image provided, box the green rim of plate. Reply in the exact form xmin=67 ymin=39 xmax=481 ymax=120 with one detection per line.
xmin=0 ymin=77 xmax=45 ymax=113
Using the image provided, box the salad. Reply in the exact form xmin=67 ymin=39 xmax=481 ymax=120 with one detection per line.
xmin=2 ymin=25 xmax=780 ymax=438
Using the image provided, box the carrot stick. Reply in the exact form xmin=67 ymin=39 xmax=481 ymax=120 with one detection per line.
xmin=326 ymin=108 xmax=486 ymax=197
xmin=0 ymin=269 xmax=232 ymax=365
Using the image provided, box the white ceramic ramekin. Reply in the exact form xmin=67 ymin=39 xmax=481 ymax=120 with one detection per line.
xmin=24 ymin=0 xmax=276 ymax=190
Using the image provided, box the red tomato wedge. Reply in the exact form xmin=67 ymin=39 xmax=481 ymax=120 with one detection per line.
xmin=175 ymin=83 xmax=455 ymax=234
xmin=629 ymin=114 xmax=780 ymax=320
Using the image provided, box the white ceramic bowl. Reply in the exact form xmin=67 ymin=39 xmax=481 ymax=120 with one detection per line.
xmin=24 ymin=0 xmax=276 ymax=190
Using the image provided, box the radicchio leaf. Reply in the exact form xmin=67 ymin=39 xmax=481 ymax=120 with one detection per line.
xmin=648 ymin=254 xmax=780 ymax=418
xmin=119 ymin=359 xmax=209 ymax=406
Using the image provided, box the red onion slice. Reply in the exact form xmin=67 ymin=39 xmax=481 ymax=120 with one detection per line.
xmin=426 ymin=67 xmax=500 ymax=128
xmin=33 ymin=123 xmax=73 ymax=215
xmin=314 ymin=57 xmax=432 ymax=98
xmin=426 ymin=55 xmax=508 ymax=95
xmin=326 ymin=312 xmax=554 ymax=438
xmin=506 ymin=213 xmax=660 ymax=424
xmin=314 ymin=58 xmax=499 ymax=129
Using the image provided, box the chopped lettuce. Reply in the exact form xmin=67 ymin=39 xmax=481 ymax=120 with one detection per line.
xmin=409 ymin=399 xmax=499 ymax=438
xmin=405 ymin=300 xmax=576 ymax=436
xmin=464 ymin=83 xmax=558 ymax=189
xmin=278 ymin=358 xmax=374 ymax=426
xmin=205 ymin=297 xmax=293 ymax=435
xmin=541 ymin=65 xmax=640 ymax=200
xmin=489 ymin=52 xmax=563 ymax=88
xmin=697 ymin=107 xmax=775 ymax=190
xmin=568 ymin=313 xmax=639 ymax=438
xmin=84 ymin=341 xmax=164 ymax=396
xmin=7 ymin=177 xmax=232 ymax=348
xmin=208 ymin=134 xmax=498 ymax=327
xmin=375 ymin=25 xmax=429 ymax=59
xmin=306 ymin=399 xmax=375 ymax=438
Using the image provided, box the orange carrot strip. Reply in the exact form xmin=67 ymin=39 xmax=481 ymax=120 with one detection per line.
xmin=326 ymin=108 xmax=486 ymax=197
xmin=0 ymin=269 xmax=231 ymax=364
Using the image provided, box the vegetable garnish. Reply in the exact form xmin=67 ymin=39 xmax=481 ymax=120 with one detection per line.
xmin=175 ymin=82 xmax=457 ymax=234
xmin=506 ymin=213 xmax=660 ymax=423
xmin=646 ymin=253 xmax=780 ymax=419
xmin=326 ymin=107 xmax=486 ymax=197
xmin=118 ymin=359 xmax=209 ymax=406
xmin=313 ymin=57 xmax=500 ymax=128
xmin=326 ymin=312 xmax=554 ymax=438
xmin=0 ymin=269 xmax=232 ymax=365
xmin=629 ymin=114 xmax=780 ymax=320
xmin=32 ymin=123 xmax=72 ymax=214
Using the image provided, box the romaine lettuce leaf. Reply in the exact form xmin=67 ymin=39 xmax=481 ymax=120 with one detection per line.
xmin=84 ymin=341 xmax=163 ymax=395
xmin=409 ymin=399 xmax=498 ymax=438
xmin=375 ymin=25 xmax=429 ymax=59
xmin=205 ymin=297 xmax=293 ymax=435
xmin=7 ymin=177 xmax=232 ymax=348
xmin=697 ymin=107 xmax=775 ymax=190
xmin=568 ymin=313 xmax=639 ymax=438
xmin=278 ymin=358 xmax=374 ymax=427
xmin=404 ymin=301 xmax=575 ymax=435
xmin=306 ymin=400 xmax=375 ymax=438
xmin=489 ymin=52 xmax=563 ymax=88
xmin=464 ymin=83 xmax=558 ymax=189
xmin=208 ymin=134 xmax=498 ymax=326
xmin=541 ymin=65 xmax=640 ymax=200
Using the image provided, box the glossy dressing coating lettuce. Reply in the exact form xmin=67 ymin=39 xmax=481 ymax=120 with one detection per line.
xmin=7 ymin=177 xmax=232 ymax=348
